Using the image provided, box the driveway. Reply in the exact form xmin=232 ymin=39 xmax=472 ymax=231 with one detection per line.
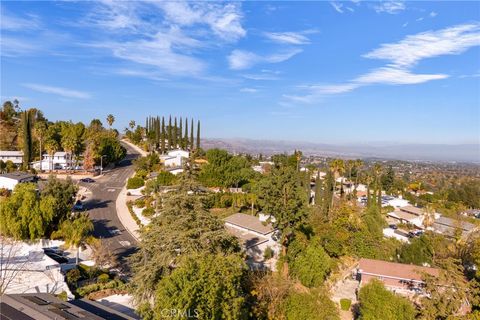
xmin=78 ymin=142 xmax=140 ymax=270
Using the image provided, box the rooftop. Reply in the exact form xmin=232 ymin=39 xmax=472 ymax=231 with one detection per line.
xmin=400 ymin=205 xmax=424 ymax=216
xmin=434 ymin=216 xmax=476 ymax=232
xmin=224 ymin=213 xmax=274 ymax=235
xmin=0 ymin=293 xmax=136 ymax=320
xmin=225 ymin=226 xmax=269 ymax=249
xmin=0 ymin=150 xmax=23 ymax=156
xmin=0 ymin=172 xmax=35 ymax=181
xmin=358 ymin=258 xmax=440 ymax=282
xmin=388 ymin=210 xmax=420 ymax=221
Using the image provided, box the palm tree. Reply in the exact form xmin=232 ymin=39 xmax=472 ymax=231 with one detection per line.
xmin=129 ymin=120 xmax=136 ymax=130
xmin=423 ymin=204 xmax=435 ymax=229
xmin=106 ymin=114 xmax=115 ymax=128
xmin=52 ymin=213 xmax=94 ymax=265
xmin=329 ymin=158 xmax=345 ymax=205
xmin=45 ymin=139 xmax=59 ymax=171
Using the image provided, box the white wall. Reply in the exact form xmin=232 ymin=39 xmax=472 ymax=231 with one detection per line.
xmin=0 ymin=177 xmax=18 ymax=190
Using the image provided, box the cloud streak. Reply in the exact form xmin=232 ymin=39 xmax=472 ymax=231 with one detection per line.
xmin=285 ymin=22 xmax=480 ymax=103
xmin=228 ymin=49 xmax=302 ymax=70
xmin=263 ymin=31 xmax=312 ymax=45
xmin=23 ymin=83 xmax=91 ymax=99
xmin=373 ymin=1 xmax=406 ymax=14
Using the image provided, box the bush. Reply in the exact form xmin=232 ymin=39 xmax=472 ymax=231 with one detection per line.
xmin=77 ymin=279 xmax=123 ymax=297
xmin=66 ymin=268 xmax=81 ymax=286
xmin=135 ymin=198 xmax=146 ymax=208
xmin=340 ymin=299 xmax=351 ymax=311
xmin=127 ymin=201 xmax=142 ymax=226
xmin=97 ymin=273 xmax=110 ymax=283
xmin=135 ymin=169 xmax=148 ymax=179
xmin=57 ymin=291 xmax=68 ymax=301
xmin=142 ymin=207 xmax=155 ymax=217
xmin=127 ymin=177 xmax=144 ymax=189
xmin=264 ymin=246 xmax=274 ymax=260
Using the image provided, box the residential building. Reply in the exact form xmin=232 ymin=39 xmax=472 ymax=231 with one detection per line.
xmin=387 ymin=210 xmax=424 ymax=228
xmin=0 ymin=150 xmax=23 ymax=165
xmin=224 ymin=213 xmax=280 ymax=263
xmin=0 ymin=172 xmax=35 ymax=190
xmin=160 ymin=149 xmax=189 ymax=172
xmin=432 ymin=216 xmax=477 ymax=238
xmin=0 ymin=293 xmax=137 ymax=320
xmin=31 ymin=152 xmax=73 ymax=171
xmin=357 ymin=258 xmax=440 ymax=296
xmin=252 ymin=161 xmax=274 ymax=174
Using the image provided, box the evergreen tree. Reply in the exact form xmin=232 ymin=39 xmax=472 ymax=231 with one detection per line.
xmin=190 ymin=118 xmax=194 ymax=151
xmin=196 ymin=120 xmax=200 ymax=150
xmin=172 ymin=117 xmax=178 ymax=149
xmin=167 ymin=116 xmax=172 ymax=150
xmin=155 ymin=116 xmax=160 ymax=148
xmin=179 ymin=116 xmax=183 ymax=149
xmin=184 ymin=117 xmax=188 ymax=150
xmin=21 ymin=110 xmax=33 ymax=168
xmin=160 ymin=117 xmax=165 ymax=154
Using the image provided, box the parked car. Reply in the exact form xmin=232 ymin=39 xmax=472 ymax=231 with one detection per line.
xmin=73 ymin=200 xmax=84 ymax=211
xmin=43 ymin=248 xmax=66 ymax=256
xmin=389 ymin=224 xmax=398 ymax=230
xmin=80 ymin=178 xmax=95 ymax=183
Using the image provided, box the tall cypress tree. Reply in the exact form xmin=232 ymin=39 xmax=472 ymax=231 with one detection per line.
xmin=160 ymin=117 xmax=166 ymax=154
xmin=168 ymin=116 xmax=172 ymax=150
xmin=179 ymin=117 xmax=183 ymax=149
xmin=190 ymin=118 xmax=194 ymax=151
xmin=196 ymin=120 xmax=200 ymax=150
xmin=173 ymin=117 xmax=178 ymax=149
xmin=21 ymin=110 xmax=33 ymax=168
xmin=184 ymin=118 xmax=188 ymax=150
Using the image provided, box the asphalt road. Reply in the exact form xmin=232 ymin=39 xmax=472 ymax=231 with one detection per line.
xmin=78 ymin=142 xmax=140 ymax=269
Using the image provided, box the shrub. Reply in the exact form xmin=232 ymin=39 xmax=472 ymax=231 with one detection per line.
xmin=263 ymin=246 xmax=274 ymax=260
xmin=77 ymin=279 xmax=123 ymax=297
xmin=340 ymin=299 xmax=351 ymax=311
xmin=142 ymin=207 xmax=155 ymax=217
xmin=127 ymin=201 xmax=142 ymax=226
xmin=66 ymin=268 xmax=81 ymax=286
xmin=57 ymin=291 xmax=68 ymax=301
xmin=127 ymin=177 xmax=144 ymax=189
xmin=135 ymin=198 xmax=146 ymax=208
xmin=97 ymin=273 xmax=110 ymax=283
xmin=135 ymin=169 xmax=148 ymax=179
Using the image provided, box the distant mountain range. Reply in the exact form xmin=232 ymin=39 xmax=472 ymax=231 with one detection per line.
xmin=202 ymin=138 xmax=480 ymax=163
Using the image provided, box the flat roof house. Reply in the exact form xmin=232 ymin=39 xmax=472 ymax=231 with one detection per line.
xmin=432 ymin=216 xmax=477 ymax=238
xmin=0 ymin=172 xmax=35 ymax=190
xmin=357 ymin=258 xmax=440 ymax=296
xmin=0 ymin=150 xmax=23 ymax=165
xmin=224 ymin=213 xmax=280 ymax=266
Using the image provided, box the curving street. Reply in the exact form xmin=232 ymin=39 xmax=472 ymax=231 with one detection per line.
xmin=78 ymin=142 xmax=140 ymax=268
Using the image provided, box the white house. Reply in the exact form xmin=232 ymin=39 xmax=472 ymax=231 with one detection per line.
xmin=167 ymin=149 xmax=189 ymax=158
xmin=0 ymin=150 xmax=23 ymax=165
xmin=160 ymin=150 xmax=189 ymax=168
xmin=382 ymin=196 xmax=410 ymax=208
xmin=387 ymin=205 xmax=426 ymax=228
xmin=31 ymin=152 xmax=73 ymax=171
xmin=224 ymin=213 xmax=280 ymax=265
xmin=0 ymin=239 xmax=72 ymax=298
xmin=0 ymin=172 xmax=36 ymax=190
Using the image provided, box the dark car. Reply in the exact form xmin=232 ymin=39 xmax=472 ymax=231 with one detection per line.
xmin=389 ymin=224 xmax=398 ymax=230
xmin=80 ymin=178 xmax=95 ymax=183
xmin=44 ymin=251 xmax=69 ymax=264
xmin=73 ymin=200 xmax=84 ymax=211
xmin=43 ymin=248 xmax=66 ymax=256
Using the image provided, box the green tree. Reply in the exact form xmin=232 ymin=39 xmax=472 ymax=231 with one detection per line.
xmin=129 ymin=120 xmax=135 ymax=130
xmin=129 ymin=193 xmax=239 ymax=303
xmin=33 ymin=121 xmax=48 ymax=170
xmin=154 ymin=254 xmax=248 ymax=320
xmin=287 ymin=236 xmax=331 ymax=287
xmin=20 ymin=110 xmax=33 ymax=168
xmin=41 ymin=176 xmax=78 ymax=232
xmin=196 ymin=120 xmax=200 ymax=150
xmin=283 ymin=290 xmax=339 ymax=320
xmin=52 ymin=213 xmax=94 ymax=264
xmin=190 ymin=118 xmax=194 ymax=150
xmin=358 ymin=279 xmax=416 ymax=320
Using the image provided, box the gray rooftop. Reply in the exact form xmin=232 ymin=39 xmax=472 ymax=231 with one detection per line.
xmin=434 ymin=216 xmax=476 ymax=232
xmin=0 ymin=293 xmax=136 ymax=320
xmin=0 ymin=172 xmax=35 ymax=181
xmin=225 ymin=213 xmax=274 ymax=235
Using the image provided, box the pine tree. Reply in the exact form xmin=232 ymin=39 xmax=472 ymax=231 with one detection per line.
xmin=160 ymin=117 xmax=166 ymax=154
xmin=190 ymin=118 xmax=194 ymax=151
xmin=184 ymin=118 xmax=188 ymax=151
xmin=155 ymin=116 xmax=160 ymax=149
xmin=196 ymin=120 xmax=200 ymax=150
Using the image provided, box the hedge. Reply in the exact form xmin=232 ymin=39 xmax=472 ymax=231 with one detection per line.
xmin=127 ymin=177 xmax=144 ymax=189
xmin=77 ymin=279 xmax=123 ymax=297
xmin=340 ymin=299 xmax=351 ymax=311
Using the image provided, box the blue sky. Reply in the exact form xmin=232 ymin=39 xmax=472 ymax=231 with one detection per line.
xmin=1 ymin=1 xmax=479 ymax=145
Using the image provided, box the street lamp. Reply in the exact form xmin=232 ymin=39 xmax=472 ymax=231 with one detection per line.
xmin=100 ymin=155 xmax=107 ymax=175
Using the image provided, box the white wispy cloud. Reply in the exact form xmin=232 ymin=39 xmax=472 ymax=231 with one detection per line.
xmin=1 ymin=10 xmax=40 ymax=30
xmin=373 ymin=1 xmax=406 ymax=14
xmin=83 ymin=1 xmax=246 ymax=78
xmin=23 ymin=83 xmax=91 ymax=99
xmin=330 ymin=2 xmax=344 ymax=13
xmin=284 ymin=22 xmax=480 ymax=103
xmin=430 ymin=12 xmax=438 ymax=18
xmin=240 ymin=88 xmax=259 ymax=93
xmin=263 ymin=31 xmax=312 ymax=45
xmin=228 ymin=49 xmax=302 ymax=70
